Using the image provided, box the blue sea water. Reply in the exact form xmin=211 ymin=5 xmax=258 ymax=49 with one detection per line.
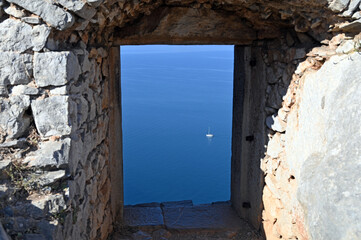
xmin=121 ymin=45 xmax=234 ymax=205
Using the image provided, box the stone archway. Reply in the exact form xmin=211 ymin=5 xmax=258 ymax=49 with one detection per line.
xmin=0 ymin=1 xmax=360 ymax=240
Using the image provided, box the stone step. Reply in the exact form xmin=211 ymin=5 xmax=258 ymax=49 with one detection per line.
xmin=117 ymin=201 xmax=264 ymax=239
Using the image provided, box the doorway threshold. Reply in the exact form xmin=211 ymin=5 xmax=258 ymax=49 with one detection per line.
xmin=112 ymin=201 xmax=264 ymax=239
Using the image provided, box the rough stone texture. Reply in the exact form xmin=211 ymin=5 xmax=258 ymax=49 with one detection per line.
xmin=55 ymin=0 xmax=97 ymax=20
xmin=31 ymin=96 xmax=72 ymax=137
xmin=7 ymin=0 xmax=74 ymax=30
xmin=0 ymin=95 xmax=30 ymax=141
xmin=0 ymin=53 xmax=32 ymax=86
xmin=34 ymin=52 xmax=81 ymax=87
xmin=0 ymin=0 xmax=360 ymax=239
xmin=123 ymin=206 xmax=164 ymax=228
xmin=25 ymin=138 xmax=71 ymax=168
xmin=0 ymin=19 xmax=32 ymax=52
xmin=287 ymin=53 xmax=361 ymax=240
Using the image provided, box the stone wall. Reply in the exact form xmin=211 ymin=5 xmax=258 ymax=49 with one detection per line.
xmin=0 ymin=0 xmax=360 ymax=239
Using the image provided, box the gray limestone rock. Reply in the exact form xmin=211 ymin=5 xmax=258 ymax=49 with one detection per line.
xmin=21 ymin=17 xmax=41 ymax=24
xmin=0 ymin=19 xmax=49 ymax=52
xmin=0 ymin=138 xmax=26 ymax=148
xmin=7 ymin=0 xmax=74 ymax=30
xmin=86 ymin=0 xmax=104 ymax=7
xmin=287 ymin=52 xmax=361 ymax=240
xmin=34 ymin=52 xmax=81 ymax=87
xmin=0 ymin=53 xmax=32 ymax=86
xmin=25 ymin=138 xmax=71 ymax=168
xmin=0 ymin=95 xmax=31 ymax=141
xmin=31 ymin=96 xmax=72 ymax=137
xmin=10 ymin=85 xmax=40 ymax=95
xmin=328 ymin=0 xmax=351 ymax=12
xmin=342 ymin=0 xmax=361 ymax=16
xmin=0 ymin=19 xmax=32 ymax=52
xmin=338 ymin=19 xmax=361 ymax=32
xmin=4 ymin=4 xmax=26 ymax=18
xmin=266 ymin=114 xmax=286 ymax=133
xmin=55 ymin=0 xmax=97 ymax=20
xmin=32 ymin=25 xmax=51 ymax=52
xmin=37 ymin=170 xmax=66 ymax=186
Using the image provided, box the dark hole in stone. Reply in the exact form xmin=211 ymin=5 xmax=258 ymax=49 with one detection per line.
xmin=288 ymin=175 xmax=295 ymax=182
xmin=242 ymin=202 xmax=251 ymax=208
xmin=24 ymin=107 xmax=32 ymax=116
xmin=246 ymin=135 xmax=254 ymax=141
xmin=250 ymin=58 xmax=257 ymax=67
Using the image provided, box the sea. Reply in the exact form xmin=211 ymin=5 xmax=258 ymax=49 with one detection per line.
xmin=121 ymin=45 xmax=234 ymax=205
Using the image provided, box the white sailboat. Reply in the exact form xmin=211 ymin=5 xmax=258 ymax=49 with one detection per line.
xmin=206 ymin=127 xmax=214 ymax=138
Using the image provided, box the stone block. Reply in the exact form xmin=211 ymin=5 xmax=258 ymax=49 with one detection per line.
xmin=286 ymin=52 xmax=361 ymax=239
xmin=266 ymin=114 xmax=286 ymax=133
xmin=25 ymin=138 xmax=71 ymax=168
xmin=267 ymin=133 xmax=283 ymax=158
xmin=34 ymin=52 xmax=81 ymax=87
xmin=32 ymin=25 xmax=51 ymax=52
xmin=328 ymin=0 xmax=350 ymax=12
xmin=163 ymin=203 xmax=244 ymax=231
xmin=55 ymin=0 xmax=97 ymax=20
xmin=0 ymin=53 xmax=32 ymax=86
xmin=37 ymin=170 xmax=66 ymax=186
xmin=0 ymin=19 xmax=49 ymax=52
xmin=0 ymin=95 xmax=30 ymax=141
xmin=10 ymin=85 xmax=40 ymax=96
xmin=31 ymin=96 xmax=72 ymax=137
xmin=86 ymin=0 xmax=104 ymax=7
xmin=123 ymin=206 xmax=164 ymax=228
xmin=7 ymin=0 xmax=74 ymax=30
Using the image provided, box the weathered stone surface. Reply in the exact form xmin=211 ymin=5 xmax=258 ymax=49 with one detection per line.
xmin=37 ymin=170 xmax=66 ymax=186
xmin=338 ymin=19 xmax=361 ymax=32
xmin=0 ymin=19 xmax=49 ymax=52
xmin=343 ymin=0 xmax=361 ymax=16
xmin=266 ymin=114 xmax=286 ymax=133
xmin=267 ymin=133 xmax=283 ymax=158
xmin=25 ymin=138 xmax=71 ymax=168
xmin=31 ymin=96 xmax=72 ymax=137
xmin=10 ymin=85 xmax=40 ymax=95
xmin=34 ymin=52 xmax=81 ymax=87
xmin=163 ymin=203 xmax=244 ymax=230
xmin=7 ymin=0 xmax=74 ymax=30
xmin=21 ymin=17 xmax=41 ymax=24
xmin=328 ymin=0 xmax=350 ymax=12
xmin=0 ymin=138 xmax=26 ymax=148
xmin=55 ymin=0 xmax=97 ymax=20
xmin=32 ymin=25 xmax=51 ymax=52
xmin=4 ymin=4 xmax=26 ymax=18
xmin=0 ymin=95 xmax=30 ymax=141
xmin=132 ymin=231 xmax=152 ymax=240
xmin=286 ymin=52 xmax=361 ymax=239
xmin=86 ymin=0 xmax=103 ymax=7
xmin=0 ymin=53 xmax=32 ymax=86
xmin=124 ymin=206 xmax=164 ymax=228
xmin=161 ymin=200 xmax=193 ymax=207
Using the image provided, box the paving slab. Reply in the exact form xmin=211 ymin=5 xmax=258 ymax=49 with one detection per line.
xmin=161 ymin=200 xmax=193 ymax=208
xmin=163 ymin=202 xmax=245 ymax=231
xmin=123 ymin=206 xmax=164 ymax=228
